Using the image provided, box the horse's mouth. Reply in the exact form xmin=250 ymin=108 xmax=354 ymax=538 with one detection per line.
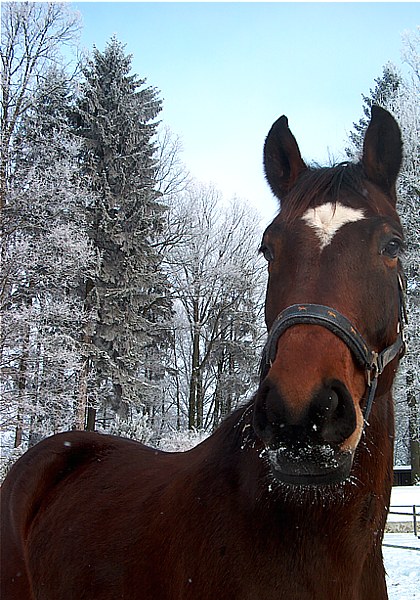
xmin=267 ymin=446 xmax=354 ymax=486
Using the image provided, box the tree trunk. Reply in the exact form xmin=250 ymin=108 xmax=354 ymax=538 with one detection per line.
xmin=0 ymin=150 xmax=7 ymax=214
xmin=14 ymin=322 xmax=30 ymax=447
xmin=86 ymin=407 xmax=96 ymax=431
xmin=407 ymin=370 xmax=420 ymax=484
xmin=196 ymin=372 xmax=203 ymax=429
xmin=213 ymin=356 xmax=224 ymax=428
xmin=76 ymin=279 xmax=95 ymax=430
xmin=226 ymin=350 xmax=234 ymax=417
xmin=188 ymin=300 xmax=200 ymax=430
xmin=188 ymin=333 xmax=199 ymax=429
xmin=172 ymin=336 xmax=181 ymax=430
xmin=75 ymin=360 xmax=88 ymax=429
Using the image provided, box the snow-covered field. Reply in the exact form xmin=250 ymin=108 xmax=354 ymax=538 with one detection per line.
xmin=385 ymin=486 xmax=420 ymax=599
xmin=385 ymin=546 xmax=419 ymax=599
xmin=388 ymin=486 xmax=420 ymax=521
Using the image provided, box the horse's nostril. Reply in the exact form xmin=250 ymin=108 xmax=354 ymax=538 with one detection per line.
xmin=330 ymin=391 xmax=339 ymax=412
xmin=253 ymin=379 xmax=357 ymax=449
xmin=315 ymin=389 xmax=339 ymax=418
xmin=310 ymin=381 xmax=356 ymax=445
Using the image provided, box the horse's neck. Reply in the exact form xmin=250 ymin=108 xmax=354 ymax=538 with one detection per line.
xmin=185 ymin=396 xmax=393 ymax=595
xmin=212 ymin=391 xmax=394 ymax=530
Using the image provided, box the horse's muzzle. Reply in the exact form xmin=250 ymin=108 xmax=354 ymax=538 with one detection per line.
xmin=253 ymin=378 xmax=358 ymax=486
xmin=266 ymin=444 xmax=354 ymax=486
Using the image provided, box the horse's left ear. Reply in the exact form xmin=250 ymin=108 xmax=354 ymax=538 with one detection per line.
xmin=362 ymin=105 xmax=402 ymax=204
xmin=264 ymin=115 xmax=307 ymax=201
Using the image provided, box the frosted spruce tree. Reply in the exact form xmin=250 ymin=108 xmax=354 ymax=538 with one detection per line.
xmin=345 ymin=64 xmax=403 ymax=158
xmin=1 ymin=66 xmax=95 ymax=455
xmin=73 ymin=37 xmax=172 ymax=432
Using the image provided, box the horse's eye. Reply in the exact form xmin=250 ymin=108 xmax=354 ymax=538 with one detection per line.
xmin=260 ymin=245 xmax=274 ymax=262
xmin=381 ymin=238 xmax=402 ymax=259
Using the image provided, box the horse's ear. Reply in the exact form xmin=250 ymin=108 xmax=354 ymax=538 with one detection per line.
xmin=264 ymin=115 xmax=307 ymax=201
xmin=362 ymin=105 xmax=402 ymax=203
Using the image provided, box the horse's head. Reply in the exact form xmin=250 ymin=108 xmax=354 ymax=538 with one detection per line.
xmin=253 ymin=106 xmax=405 ymax=486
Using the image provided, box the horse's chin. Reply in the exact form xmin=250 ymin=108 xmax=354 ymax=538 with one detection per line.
xmin=267 ymin=447 xmax=354 ymax=487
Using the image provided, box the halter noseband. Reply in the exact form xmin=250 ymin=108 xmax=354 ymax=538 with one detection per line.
xmin=259 ymin=277 xmax=407 ymax=423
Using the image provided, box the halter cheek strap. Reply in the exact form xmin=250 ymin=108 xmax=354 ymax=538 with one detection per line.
xmin=259 ymin=283 xmax=407 ymax=423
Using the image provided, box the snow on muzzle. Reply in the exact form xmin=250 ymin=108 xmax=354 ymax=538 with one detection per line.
xmin=253 ymin=377 xmax=362 ymax=486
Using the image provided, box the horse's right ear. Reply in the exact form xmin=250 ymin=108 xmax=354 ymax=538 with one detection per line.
xmin=264 ymin=115 xmax=307 ymax=201
xmin=362 ymin=105 xmax=402 ymax=203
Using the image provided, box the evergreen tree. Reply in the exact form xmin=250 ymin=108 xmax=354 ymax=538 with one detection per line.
xmin=73 ymin=37 xmax=171 ymax=430
xmin=345 ymin=64 xmax=402 ymax=158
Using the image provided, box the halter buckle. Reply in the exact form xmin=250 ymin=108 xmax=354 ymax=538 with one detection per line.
xmin=366 ymin=352 xmax=380 ymax=387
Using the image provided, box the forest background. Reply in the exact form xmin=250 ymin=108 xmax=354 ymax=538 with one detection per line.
xmin=1 ymin=3 xmax=418 ymax=482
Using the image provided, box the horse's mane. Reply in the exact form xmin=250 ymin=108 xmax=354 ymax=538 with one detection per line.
xmin=279 ymin=162 xmax=370 ymax=222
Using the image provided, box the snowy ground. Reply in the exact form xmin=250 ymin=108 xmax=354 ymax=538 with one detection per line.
xmin=385 ymin=486 xmax=419 ymax=599
xmin=387 ymin=486 xmax=420 ymax=521
xmin=385 ymin=545 xmax=419 ymax=599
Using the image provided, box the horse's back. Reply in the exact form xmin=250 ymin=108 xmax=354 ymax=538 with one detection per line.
xmin=0 ymin=431 xmax=170 ymax=599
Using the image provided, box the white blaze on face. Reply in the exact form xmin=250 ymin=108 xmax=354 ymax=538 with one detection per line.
xmin=302 ymin=202 xmax=365 ymax=250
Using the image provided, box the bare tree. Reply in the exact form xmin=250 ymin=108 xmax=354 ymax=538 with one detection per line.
xmin=401 ymin=26 xmax=419 ymax=83
xmin=155 ymin=125 xmax=191 ymax=201
xmin=164 ymin=183 xmax=266 ymax=430
xmin=1 ymin=1 xmax=81 ymax=211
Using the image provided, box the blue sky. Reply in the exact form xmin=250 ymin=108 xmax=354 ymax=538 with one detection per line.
xmin=72 ymin=2 xmax=419 ymax=224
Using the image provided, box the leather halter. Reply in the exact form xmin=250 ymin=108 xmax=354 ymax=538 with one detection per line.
xmin=259 ymin=276 xmax=407 ymax=423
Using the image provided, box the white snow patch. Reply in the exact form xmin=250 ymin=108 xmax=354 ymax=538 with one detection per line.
xmin=385 ymin=488 xmax=420 ymax=598
xmin=388 ymin=486 xmax=420 ymax=522
xmin=384 ymin=545 xmax=420 ymax=599
xmin=390 ymin=486 xmax=420 ymax=506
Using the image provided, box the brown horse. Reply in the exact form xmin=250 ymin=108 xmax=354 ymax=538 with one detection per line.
xmin=1 ymin=106 xmax=406 ymax=600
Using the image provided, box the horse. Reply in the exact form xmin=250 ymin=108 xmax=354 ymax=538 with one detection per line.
xmin=1 ymin=105 xmax=406 ymax=600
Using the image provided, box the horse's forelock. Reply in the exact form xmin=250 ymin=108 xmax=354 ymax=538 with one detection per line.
xmin=278 ymin=163 xmax=368 ymax=223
